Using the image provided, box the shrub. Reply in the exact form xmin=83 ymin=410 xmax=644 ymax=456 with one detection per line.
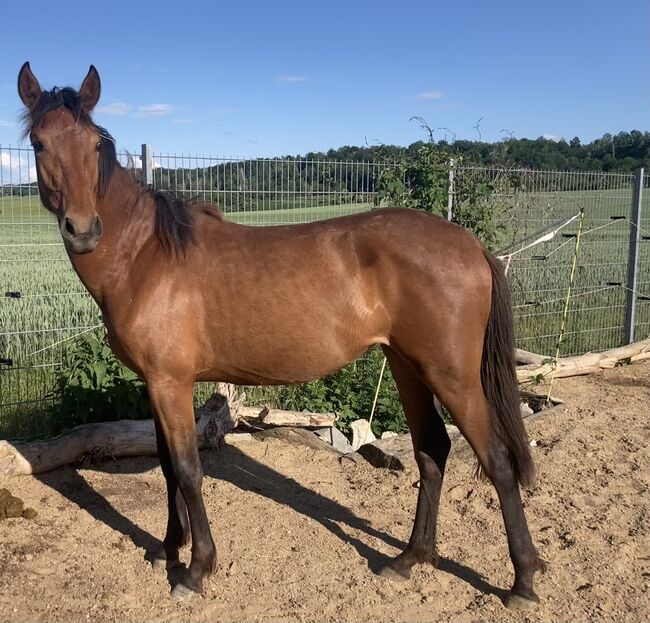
xmin=246 ymin=346 xmax=407 ymax=436
xmin=52 ymin=332 xmax=150 ymax=430
xmin=375 ymin=118 xmax=517 ymax=251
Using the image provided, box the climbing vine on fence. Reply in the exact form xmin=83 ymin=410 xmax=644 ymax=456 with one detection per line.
xmin=375 ymin=119 xmax=521 ymax=251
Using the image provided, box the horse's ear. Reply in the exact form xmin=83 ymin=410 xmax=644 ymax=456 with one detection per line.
xmin=79 ymin=65 xmax=101 ymax=114
xmin=17 ymin=62 xmax=42 ymax=110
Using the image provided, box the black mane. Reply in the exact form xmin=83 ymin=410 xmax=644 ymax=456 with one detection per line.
xmin=153 ymin=192 xmax=223 ymax=257
xmin=23 ymin=86 xmax=221 ymax=257
xmin=22 ymin=86 xmax=87 ymax=137
xmin=153 ymin=191 xmax=196 ymax=256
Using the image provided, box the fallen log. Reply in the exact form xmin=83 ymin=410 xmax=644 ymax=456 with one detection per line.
xmin=349 ymin=395 xmax=566 ymax=472
xmin=239 ymin=406 xmax=336 ymax=428
xmin=0 ymin=392 xmax=236 ymax=478
xmin=516 ymin=337 xmax=650 ymax=384
xmin=355 ymin=424 xmax=461 ymax=472
xmin=515 ymin=348 xmax=549 ymax=366
xmin=253 ymin=427 xmax=343 ymax=455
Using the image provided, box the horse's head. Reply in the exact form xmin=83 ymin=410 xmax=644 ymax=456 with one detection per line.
xmin=18 ymin=62 xmax=116 ymax=254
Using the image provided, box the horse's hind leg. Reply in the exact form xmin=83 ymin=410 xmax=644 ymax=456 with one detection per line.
xmin=378 ymin=346 xmax=451 ymax=581
xmin=428 ymin=372 xmax=545 ymax=610
xmin=152 ymin=418 xmax=190 ymax=571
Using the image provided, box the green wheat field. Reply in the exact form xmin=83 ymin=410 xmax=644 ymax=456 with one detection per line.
xmin=1 ymin=185 xmax=648 ymax=437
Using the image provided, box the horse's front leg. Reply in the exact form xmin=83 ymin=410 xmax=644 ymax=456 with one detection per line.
xmin=147 ymin=377 xmax=217 ymax=598
xmin=152 ymin=417 xmax=190 ymax=571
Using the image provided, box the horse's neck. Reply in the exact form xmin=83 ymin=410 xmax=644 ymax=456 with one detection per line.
xmin=69 ymin=168 xmax=156 ymax=308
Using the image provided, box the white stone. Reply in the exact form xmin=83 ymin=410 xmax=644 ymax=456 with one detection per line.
xmin=350 ymin=419 xmax=377 ymax=451
xmin=520 ymin=401 xmax=534 ymax=416
xmin=314 ymin=427 xmax=353 ymax=453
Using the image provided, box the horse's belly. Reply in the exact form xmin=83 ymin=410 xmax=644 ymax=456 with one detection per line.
xmin=196 ymin=324 xmax=382 ymax=385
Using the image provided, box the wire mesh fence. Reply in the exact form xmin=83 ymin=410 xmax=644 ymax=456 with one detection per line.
xmin=0 ymin=146 xmax=103 ymax=435
xmin=150 ymin=151 xmax=382 ymax=225
xmin=452 ymin=167 xmax=649 ymax=356
xmin=1 ymin=143 xmax=647 ymax=439
xmin=633 ymin=172 xmax=650 ymax=340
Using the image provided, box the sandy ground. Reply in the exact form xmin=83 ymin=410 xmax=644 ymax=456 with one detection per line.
xmin=0 ymin=362 xmax=648 ymax=623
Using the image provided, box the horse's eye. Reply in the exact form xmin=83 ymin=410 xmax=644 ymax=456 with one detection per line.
xmin=96 ymin=141 xmax=103 ymax=152
xmin=32 ymin=140 xmax=44 ymax=153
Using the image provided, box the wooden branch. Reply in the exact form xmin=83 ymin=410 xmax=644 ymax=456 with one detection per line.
xmin=239 ymin=406 xmax=336 ymax=428
xmin=0 ymin=393 xmax=236 ymax=478
xmin=515 ymin=348 xmax=549 ymax=366
xmin=516 ymin=337 xmax=650 ymax=384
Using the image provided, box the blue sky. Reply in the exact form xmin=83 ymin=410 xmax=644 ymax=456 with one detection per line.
xmin=0 ymin=0 xmax=648 ymax=157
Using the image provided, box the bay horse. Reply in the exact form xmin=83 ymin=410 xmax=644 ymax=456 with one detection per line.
xmin=17 ymin=62 xmax=545 ymax=610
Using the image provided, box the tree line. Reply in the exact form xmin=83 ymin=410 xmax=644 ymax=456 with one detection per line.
xmin=1 ymin=130 xmax=647 ymax=200
xmin=307 ymin=130 xmax=650 ymax=172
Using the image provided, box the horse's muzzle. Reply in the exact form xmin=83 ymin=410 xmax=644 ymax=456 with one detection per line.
xmin=60 ymin=214 xmax=103 ymax=254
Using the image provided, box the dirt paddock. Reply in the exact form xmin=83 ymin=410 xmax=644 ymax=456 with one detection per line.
xmin=0 ymin=362 xmax=648 ymax=623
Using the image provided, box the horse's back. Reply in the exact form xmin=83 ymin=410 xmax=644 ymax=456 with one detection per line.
xmin=117 ymin=206 xmax=493 ymax=385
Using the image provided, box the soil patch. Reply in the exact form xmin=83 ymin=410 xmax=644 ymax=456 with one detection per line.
xmin=0 ymin=363 xmax=648 ymax=622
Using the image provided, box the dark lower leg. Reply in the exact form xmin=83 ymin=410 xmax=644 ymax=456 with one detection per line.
xmin=433 ymin=385 xmax=544 ymax=608
xmin=379 ymin=348 xmax=451 ymax=580
xmin=148 ymin=382 xmax=217 ymax=596
xmin=488 ymin=445 xmax=545 ymax=605
xmin=155 ymin=490 xmax=190 ymax=566
xmin=173 ymin=448 xmax=217 ymax=594
xmin=406 ymin=447 xmax=447 ymax=565
xmin=382 ymin=412 xmax=450 ymax=579
xmin=154 ymin=420 xmax=189 ymax=566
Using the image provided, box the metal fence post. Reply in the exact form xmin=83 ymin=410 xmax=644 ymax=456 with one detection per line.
xmin=141 ymin=144 xmax=154 ymax=187
xmin=624 ymin=167 xmax=644 ymax=344
xmin=446 ymin=158 xmax=455 ymax=221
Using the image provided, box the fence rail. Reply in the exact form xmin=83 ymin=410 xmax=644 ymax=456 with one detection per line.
xmin=1 ymin=143 xmax=648 ymax=437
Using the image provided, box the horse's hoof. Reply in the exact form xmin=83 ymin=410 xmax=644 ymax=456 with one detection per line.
xmin=377 ymin=563 xmax=411 ymax=582
xmin=505 ymin=592 xmax=539 ymax=611
xmin=171 ymin=583 xmax=200 ymax=600
xmin=152 ymin=557 xmax=182 ymax=572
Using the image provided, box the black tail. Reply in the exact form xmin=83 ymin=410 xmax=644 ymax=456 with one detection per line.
xmin=481 ymin=250 xmax=536 ymax=488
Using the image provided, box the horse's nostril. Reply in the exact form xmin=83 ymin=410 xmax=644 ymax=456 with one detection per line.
xmin=64 ymin=217 xmax=76 ymax=237
xmin=93 ymin=216 xmax=103 ymax=237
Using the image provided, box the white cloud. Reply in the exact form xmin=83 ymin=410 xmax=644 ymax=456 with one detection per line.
xmin=542 ymin=133 xmax=560 ymax=141
xmin=417 ymin=91 xmax=444 ymax=100
xmin=126 ymin=154 xmax=163 ymax=170
xmin=135 ymin=104 xmax=175 ymax=118
xmin=0 ymin=120 xmax=16 ymax=127
xmin=0 ymin=152 xmax=37 ymax=184
xmin=276 ymin=75 xmax=307 ymax=83
xmin=98 ymin=102 xmax=182 ymax=119
xmin=97 ymin=102 xmax=130 ymax=115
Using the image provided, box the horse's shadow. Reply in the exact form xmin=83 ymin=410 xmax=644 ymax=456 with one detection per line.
xmin=36 ymin=443 xmax=506 ymax=600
